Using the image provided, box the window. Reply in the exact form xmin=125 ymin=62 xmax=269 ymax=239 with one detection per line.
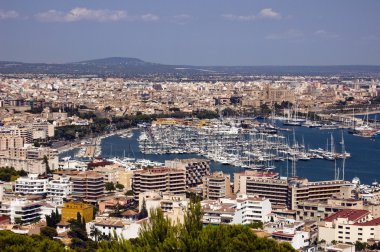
xmin=358 ymin=233 xmax=362 ymax=236
xmin=338 ymin=236 xmax=343 ymax=239
xmin=358 ymin=238 xmax=362 ymax=241
xmin=338 ymin=225 xmax=343 ymax=229
xmin=371 ymin=233 xmax=374 ymax=235
xmin=345 ymin=232 xmax=350 ymax=234
xmin=345 ymin=227 xmax=350 ymax=229
xmin=358 ymin=228 xmax=363 ymax=231
xmin=338 ymin=231 xmax=343 ymax=234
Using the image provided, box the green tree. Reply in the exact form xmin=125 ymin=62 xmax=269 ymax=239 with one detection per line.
xmin=90 ymin=225 xmax=101 ymax=242
xmin=138 ymin=198 xmax=148 ymax=220
xmin=115 ymin=182 xmax=124 ymax=190
xmin=14 ymin=217 xmax=22 ymax=225
xmin=105 ymin=182 xmax=116 ymax=191
xmin=42 ymin=155 xmax=51 ymax=174
xmin=40 ymin=226 xmax=58 ymax=239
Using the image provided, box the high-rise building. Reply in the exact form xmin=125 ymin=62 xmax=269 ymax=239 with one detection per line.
xmin=71 ymin=171 xmax=104 ymax=204
xmin=132 ymin=167 xmax=186 ymax=201
xmin=235 ymin=171 xmax=352 ymax=209
xmin=202 ymin=171 xmax=232 ymax=200
xmin=165 ymin=158 xmax=210 ymax=188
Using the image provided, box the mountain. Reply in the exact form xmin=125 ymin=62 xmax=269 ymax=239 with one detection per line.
xmin=0 ymin=57 xmax=380 ymax=77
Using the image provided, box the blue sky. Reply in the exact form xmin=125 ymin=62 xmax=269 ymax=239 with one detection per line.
xmin=0 ymin=0 xmax=379 ymax=65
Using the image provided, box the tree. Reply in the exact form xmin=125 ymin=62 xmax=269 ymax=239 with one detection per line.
xmin=115 ymin=182 xmax=124 ymax=190
xmin=331 ymin=240 xmax=337 ymax=245
xmin=125 ymin=190 xmax=133 ymax=196
xmin=355 ymin=241 xmax=367 ymax=251
xmin=42 ymin=155 xmax=51 ymax=174
xmin=14 ymin=217 xmax=22 ymax=225
xmin=138 ymin=198 xmax=148 ymax=220
xmin=105 ymin=182 xmax=116 ymax=191
xmin=90 ymin=225 xmax=101 ymax=242
xmin=40 ymin=226 xmax=58 ymax=239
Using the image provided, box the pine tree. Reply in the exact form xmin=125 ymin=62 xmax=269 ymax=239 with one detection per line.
xmin=139 ymin=198 xmax=148 ymax=220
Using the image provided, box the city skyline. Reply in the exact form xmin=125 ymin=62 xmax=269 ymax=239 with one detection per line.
xmin=1 ymin=0 xmax=380 ymax=66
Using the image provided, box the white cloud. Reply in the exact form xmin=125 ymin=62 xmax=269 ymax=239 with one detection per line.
xmin=314 ymin=29 xmax=339 ymax=39
xmin=258 ymin=8 xmax=281 ymax=20
xmin=361 ymin=35 xmax=380 ymax=41
xmin=0 ymin=10 xmax=19 ymax=20
xmin=266 ymin=29 xmax=303 ymax=40
xmin=35 ymin=7 xmax=158 ymax=23
xmin=141 ymin=13 xmax=160 ymax=22
xmin=173 ymin=14 xmax=192 ymax=25
xmin=222 ymin=8 xmax=281 ymax=22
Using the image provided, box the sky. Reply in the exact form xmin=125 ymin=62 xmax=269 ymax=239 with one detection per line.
xmin=0 ymin=0 xmax=380 ymax=66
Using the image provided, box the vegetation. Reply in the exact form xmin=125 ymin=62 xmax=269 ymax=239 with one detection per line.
xmin=98 ymin=203 xmax=295 ymax=252
xmin=0 ymin=230 xmax=66 ymax=252
xmin=115 ymin=182 xmax=124 ymax=190
xmin=105 ymin=182 xmax=116 ymax=191
xmin=0 ymin=167 xmax=27 ymax=182
xmin=46 ymin=209 xmax=61 ymax=228
xmin=0 ymin=202 xmax=294 ymax=252
xmin=138 ymin=198 xmax=148 ymax=220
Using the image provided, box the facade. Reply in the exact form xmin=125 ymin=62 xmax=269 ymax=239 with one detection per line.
xmin=61 ymin=201 xmax=94 ymax=222
xmin=71 ymin=171 xmax=104 ymax=203
xmin=94 ymin=165 xmax=133 ymax=190
xmin=0 ymin=199 xmax=42 ymax=224
xmin=14 ymin=174 xmax=48 ymax=195
xmin=47 ymin=176 xmax=73 ymax=199
xmin=235 ymin=171 xmax=352 ymax=209
xmin=202 ymin=171 xmax=232 ymax=200
xmin=318 ymin=209 xmax=380 ymax=244
xmin=139 ymin=191 xmax=188 ymax=224
xmin=296 ymin=198 xmax=364 ymax=222
xmin=87 ymin=217 xmax=142 ymax=240
xmin=201 ymin=194 xmax=272 ymax=225
xmin=132 ymin=167 xmax=186 ymax=201
xmin=165 ymin=158 xmax=210 ymax=188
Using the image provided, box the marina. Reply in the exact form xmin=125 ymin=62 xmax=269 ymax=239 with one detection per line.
xmin=59 ymin=114 xmax=380 ymax=185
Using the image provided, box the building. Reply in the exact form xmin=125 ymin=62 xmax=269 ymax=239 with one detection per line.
xmin=132 ymin=167 xmax=186 ymax=201
xmin=318 ymin=209 xmax=380 ymax=244
xmin=14 ymin=174 xmax=48 ymax=195
xmin=71 ymin=171 xmax=104 ymax=203
xmin=94 ymin=165 xmax=133 ymax=190
xmin=165 ymin=158 xmax=210 ymax=188
xmin=86 ymin=217 xmax=142 ymax=240
xmin=61 ymin=201 xmax=94 ymax=222
xmin=202 ymin=171 xmax=232 ymax=200
xmin=296 ymin=198 xmax=364 ymax=222
xmin=234 ymin=171 xmax=352 ymax=209
xmin=139 ymin=191 xmax=188 ymax=224
xmin=47 ymin=176 xmax=73 ymax=200
xmin=264 ymin=219 xmax=312 ymax=250
xmin=201 ymin=194 xmax=272 ymax=225
xmin=0 ymin=199 xmax=42 ymax=224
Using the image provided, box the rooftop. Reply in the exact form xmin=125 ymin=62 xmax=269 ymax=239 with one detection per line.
xmin=324 ymin=209 xmax=369 ymax=222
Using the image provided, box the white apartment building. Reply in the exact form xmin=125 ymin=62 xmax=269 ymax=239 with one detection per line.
xmin=319 ymin=209 xmax=380 ymax=245
xmin=86 ymin=217 xmax=142 ymax=240
xmin=201 ymin=194 xmax=272 ymax=225
xmin=15 ymin=174 xmax=48 ymax=195
xmin=265 ymin=219 xmax=311 ymax=250
xmin=0 ymin=199 xmax=42 ymax=224
xmin=47 ymin=176 xmax=73 ymax=199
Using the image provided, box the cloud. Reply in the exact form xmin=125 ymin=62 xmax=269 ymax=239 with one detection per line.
xmin=222 ymin=8 xmax=281 ymax=22
xmin=266 ymin=29 xmax=303 ymax=40
xmin=173 ymin=14 xmax=192 ymax=25
xmin=0 ymin=10 xmax=20 ymax=20
xmin=35 ymin=7 xmax=159 ymax=23
xmin=361 ymin=35 xmax=380 ymax=41
xmin=314 ymin=29 xmax=339 ymax=39
xmin=258 ymin=8 xmax=281 ymax=20
xmin=141 ymin=13 xmax=160 ymax=22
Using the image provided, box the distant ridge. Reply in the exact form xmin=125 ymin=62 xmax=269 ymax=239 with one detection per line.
xmin=0 ymin=57 xmax=380 ymax=77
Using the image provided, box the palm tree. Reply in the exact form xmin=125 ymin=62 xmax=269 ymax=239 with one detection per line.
xmin=90 ymin=225 xmax=101 ymax=242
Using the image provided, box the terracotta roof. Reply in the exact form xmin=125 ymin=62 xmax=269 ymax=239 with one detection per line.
xmin=354 ymin=217 xmax=380 ymax=226
xmin=324 ymin=209 xmax=369 ymax=222
xmin=272 ymin=231 xmax=294 ymax=238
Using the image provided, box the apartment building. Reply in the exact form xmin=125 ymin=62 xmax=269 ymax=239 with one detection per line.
xmin=139 ymin=191 xmax=188 ymax=224
xmin=165 ymin=158 xmax=210 ymax=188
xmin=132 ymin=167 xmax=186 ymax=201
xmin=201 ymin=194 xmax=272 ymax=225
xmin=235 ymin=171 xmax=352 ymax=209
xmin=94 ymin=165 xmax=133 ymax=190
xmin=0 ymin=146 xmax=58 ymax=174
xmin=71 ymin=171 xmax=104 ymax=204
xmin=202 ymin=171 xmax=232 ymax=200
xmin=87 ymin=217 xmax=141 ymax=240
xmin=14 ymin=174 xmax=48 ymax=195
xmin=47 ymin=176 xmax=73 ymax=200
xmin=319 ymin=209 xmax=380 ymax=244
xmin=0 ymin=136 xmax=24 ymax=151
xmin=296 ymin=198 xmax=364 ymax=222
xmin=0 ymin=199 xmax=42 ymax=224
